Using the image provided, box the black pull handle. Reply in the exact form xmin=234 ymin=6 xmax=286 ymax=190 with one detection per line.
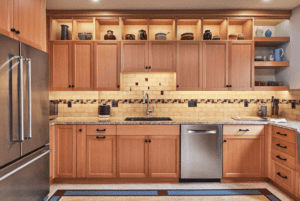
xmin=276 ymin=144 xmax=287 ymax=149
xmin=276 ymin=155 xmax=287 ymax=161
xmin=145 ymin=140 xmax=148 ymax=143
xmin=226 ymin=85 xmax=232 ymax=87
xmin=277 ymin=172 xmax=287 ymax=179
xmin=177 ymin=85 xmax=179 ymax=88
xmin=72 ymin=85 xmax=74 ymax=88
xmin=149 ymin=139 xmax=151 ymax=143
xmin=96 ymin=136 xmax=106 ymax=139
xmin=15 ymin=30 xmax=20 ymax=34
xmin=11 ymin=28 xmax=16 ymax=32
xmin=97 ymin=129 xmax=106 ymax=132
xmin=239 ymin=129 xmax=249 ymax=132
xmin=69 ymin=85 xmax=71 ymax=88
xmin=224 ymin=140 xmax=227 ymax=142
xmin=79 ymin=129 xmax=82 ymax=132
xmin=276 ymin=132 xmax=287 ymax=136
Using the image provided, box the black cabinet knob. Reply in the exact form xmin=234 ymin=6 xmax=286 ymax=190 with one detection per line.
xmin=149 ymin=66 xmax=151 ymax=69
xmin=224 ymin=140 xmax=227 ymax=142
xmin=177 ymin=85 xmax=179 ymax=88
xmin=117 ymin=85 xmax=120 ymax=88
xmin=72 ymin=85 xmax=74 ymax=88
xmin=11 ymin=28 xmax=16 ymax=32
xmin=145 ymin=140 xmax=148 ymax=143
xmin=149 ymin=139 xmax=151 ymax=143
xmin=79 ymin=129 xmax=82 ymax=132
xmin=145 ymin=66 xmax=148 ymax=69
xmin=15 ymin=30 xmax=20 ymax=34
xmin=69 ymin=85 xmax=71 ymax=88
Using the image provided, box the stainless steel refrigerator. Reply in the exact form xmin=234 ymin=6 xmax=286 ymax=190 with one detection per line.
xmin=0 ymin=34 xmax=50 ymax=201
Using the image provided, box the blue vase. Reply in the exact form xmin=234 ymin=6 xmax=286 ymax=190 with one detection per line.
xmin=265 ymin=29 xmax=272 ymax=37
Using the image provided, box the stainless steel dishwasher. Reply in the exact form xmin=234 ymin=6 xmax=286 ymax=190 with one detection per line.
xmin=181 ymin=125 xmax=222 ymax=181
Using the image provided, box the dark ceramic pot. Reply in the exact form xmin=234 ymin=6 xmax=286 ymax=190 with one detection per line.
xmin=61 ymin=25 xmax=69 ymax=40
xmin=203 ymin=30 xmax=212 ymax=40
xmin=104 ymin=30 xmax=116 ymax=40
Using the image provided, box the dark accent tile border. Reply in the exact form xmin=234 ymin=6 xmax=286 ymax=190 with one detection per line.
xmin=49 ymin=189 xmax=281 ymax=200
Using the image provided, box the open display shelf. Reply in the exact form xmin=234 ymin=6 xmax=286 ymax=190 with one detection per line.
xmin=149 ymin=19 xmax=175 ymax=41
xmin=177 ymin=19 xmax=201 ymax=41
xmin=229 ymin=18 xmax=253 ymax=40
xmin=203 ymin=19 xmax=228 ymax=40
xmin=95 ymin=18 xmax=120 ymax=41
xmin=254 ymin=37 xmax=290 ymax=47
xmin=254 ymin=61 xmax=290 ymax=68
xmin=254 ymin=86 xmax=290 ymax=91
xmin=72 ymin=18 xmax=95 ymax=41
xmin=122 ymin=18 xmax=148 ymax=41
xmin=51 ymin=18 xmax=73 ymax=40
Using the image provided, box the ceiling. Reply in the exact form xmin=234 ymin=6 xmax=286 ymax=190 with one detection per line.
xmin=47 ymin=0 xmax=300 ymax=10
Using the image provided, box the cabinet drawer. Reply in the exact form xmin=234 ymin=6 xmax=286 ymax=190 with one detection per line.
xmin=271 ymin=159 xmax=296 ymax=194
xmin=87 ymin=125 xmax=116 ymax=135
xmin=272 ymin=137 xmax=296 ymax=157
xmin=117 ymin=125 xmax=180 ymax=136
xmin=271 ymin=148 xmax=296 ymax=170
xmin=272 ymin=127 xmax=296 ymax=144
xmin=223 ymin=125 xmax=264 ymax=136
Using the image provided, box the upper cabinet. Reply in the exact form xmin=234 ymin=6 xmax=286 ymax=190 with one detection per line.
xmin=94 ymin=41 xmax=120 ymax=91
xmin=203 ymin=41 xmax=228 ymax=91
xmin=228 ymin=41 xmax=254 ymax=91
xmin=0 ymin=0 xmax=46 ymax=51
xmin=176 ymin=41 xmax=202 ymax=91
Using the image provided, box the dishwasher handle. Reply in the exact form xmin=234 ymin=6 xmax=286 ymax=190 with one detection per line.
xmin=187 ymin=130 xmax=217 ymax=134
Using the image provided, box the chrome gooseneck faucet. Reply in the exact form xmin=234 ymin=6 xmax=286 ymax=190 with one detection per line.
xmin=143 ymin=93 xmax=154 ymax=117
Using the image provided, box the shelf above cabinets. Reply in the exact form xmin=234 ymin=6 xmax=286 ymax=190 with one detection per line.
xmin=254 ymin=86 xmax=290 ymax=91
xmin=254 ymin=37 xmax=290 ymax=47
xmin=254 ymin=61 xmax=290 ymax=68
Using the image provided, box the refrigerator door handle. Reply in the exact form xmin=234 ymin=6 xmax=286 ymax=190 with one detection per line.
xmin=12 ymin=56 xmax=25 ymax=143
xmin=24 ymin=58 xmax=32 ymax=140
xmin=0 ymin=146 xmax=51 ymax=182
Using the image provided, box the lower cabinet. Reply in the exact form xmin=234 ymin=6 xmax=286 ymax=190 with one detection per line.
xmin=296 ymin=172 xmax=300 ymax=197
xmin=149 ymin=136 xmax=180 ymax=178
xmin=223 ymin=135 xmax=265 ymax=177
xmin=86 ymin=135 xmax=117 ymax=178
xmin=54 ymin=125 xmax=77 ymax=178
xmin=49 ymin=126 xmax=54 ymax=182
xmin=117 ymin=136 xmax=149 ymax=178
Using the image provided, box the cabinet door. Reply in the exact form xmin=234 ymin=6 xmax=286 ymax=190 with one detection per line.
xmin=117 ymin=136 xmax=149 ymax=178
xmin=0 ymin=0 xmax=14 ymax=38
xmin=13 ymin=0 xmax=45 ymax=51
xmin=87 ymin=136 xmax=117 ymax=178
xmin=296 ymin=172 xmax=300 ymax=198
xmin=176 ymin=42 xmax=202 ymax=91
xmin=55 ymin=125 xmax=76 ymax=178
xmin=149 ymin=41 xmax=176 ymax=72
xmin=149 ymin=136 xmax=179 ymax=178
xmin=121 ymin=41 xmax=148 ymax=72
xmin=77 ymin=125 xmax=87 ymax=178
xmin=203 ymin=41 xmax=228 ymax=91
xmin=223 ymin=136 xmax=264 ymax=177
xmin=94 ymin=41 xmax=120 ymax=91
xmin=72 ymin=41 xmax=93 ymax=91
xmin=228 ymin=41 xmax=254 ymax=91
xmin=50 ymin=41 xmax=72 ymax=91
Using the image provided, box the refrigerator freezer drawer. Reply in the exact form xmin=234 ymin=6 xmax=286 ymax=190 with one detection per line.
xmin=0 ymin=146 xmax=51 ymax=201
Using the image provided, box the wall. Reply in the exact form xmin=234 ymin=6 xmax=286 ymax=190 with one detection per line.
xmin=275 ymin=5 xmax=300 ymax=89
xmin=50 ymin=73 xmax=277 ymax=118
xmin=276 ymin=90 xmax=300 ymax=121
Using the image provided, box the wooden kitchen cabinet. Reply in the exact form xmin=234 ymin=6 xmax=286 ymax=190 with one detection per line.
xmin=223 ymin=135 xmax=265 ymax=177
xmin=176 ymin=41 xmax=202 ymax=90
xmin=54 ymin=125 xmax=77 ymax=178
xmin=0 ymin=0 xmax=14 ymax=38
xmin=94 ymin=41 xmax=120 ymax=91
xmin=49 ymin=126 xmax=54 ymax=183
xmin=117 ymin=136 xmax=149 ymax=178
xmin=72 ymin=41 xmax=93 ymax=91
xmin=148 ymin=41 xmax=176 ymax=72
xmin=87 ymin=136 xmax=117 ymax=178
xmin=77 ymin=125 xmax=87 ymax=178
xmin=121 ymin=41 xmax=149 ymax=72
xmin=0 ymin=0 xmax=46 ymax=51
xmin=50 ymin=41 xmax=72 ymax=91
xmin=296 ymin=172 xmax=300 ymax=198
xmin=228 ymin=41 xmax=254 ymax=91
xmin=203 ymin=41 xmax=228 ymax=91
xmin=148 ymin=136 xmax=180 ymax=178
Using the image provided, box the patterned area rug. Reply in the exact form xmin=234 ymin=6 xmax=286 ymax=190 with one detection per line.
xmin=49 ymin=189 xmax=281 ymax=201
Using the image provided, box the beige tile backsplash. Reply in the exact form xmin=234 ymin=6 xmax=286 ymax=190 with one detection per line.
xmin=49 ymin=72 xmax=300 ymax=118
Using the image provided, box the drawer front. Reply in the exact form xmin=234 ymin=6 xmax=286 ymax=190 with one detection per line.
xmin=87 ymin=125 xmax=117 ymax=135
xmin=272 ymin=137 xmax=296 ymax=157
xmin=272 ymin=127 xmax=296 ymax=144
xmin=271 ymin=148 xmax=296 ymax=170
xmin=117 ymin=125 xmax=180 ymax=136
xmin=223 ymin=125 xmax=264 ymax=136
xmin=271 ymin=159 xmax=296 ymax=194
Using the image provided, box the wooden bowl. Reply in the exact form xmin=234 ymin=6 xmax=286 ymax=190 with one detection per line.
xmin=229 ymin=34 xmax=238 ymax=40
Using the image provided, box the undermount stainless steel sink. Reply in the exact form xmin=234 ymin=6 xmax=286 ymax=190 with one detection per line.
xmin=124 ymin=117 xmax=173 ymax=121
